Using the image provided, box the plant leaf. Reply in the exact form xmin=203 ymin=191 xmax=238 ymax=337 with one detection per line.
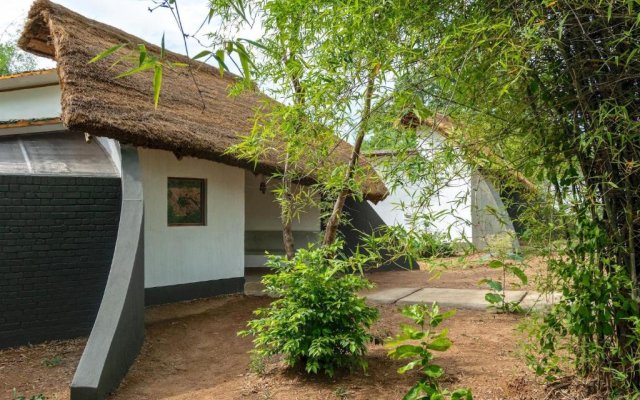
xmin=451 ymin=388 xmax=473 ymax=400
xmin=389 ymin=344 xmax=424 ymax=359
xmin=213 ymin=49 xmax=229 ymax=76
xmin=509 ymin=266 xmax=528 ymax=285
xmin=193 ymin=50 xmax=212 ymax=60
xmin=88 ymin=44 xmax=125 ymax=64
xmin=153 ymin=64 xmax=163 ymax=109
xmin=160 ymin=33 xmax=166 ymax=59
xmin=397 ymin=359 xmax=421 ymax=374
xmin=115 ymin=62 xmax=155 ymax=78
xmin=485 ymin=292 xmax=503 ymax=305
xmin=426 ymin=337 xmax=452 ymax=351
xmin=481 ymin=279 xmax=503 ymax=292
xmin=423 ymin=363 xmax=445 ymax=378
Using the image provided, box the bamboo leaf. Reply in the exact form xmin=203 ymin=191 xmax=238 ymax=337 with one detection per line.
xmin=138 ymin=44 xmax=147 ymax=66
xmin=88 ymin=44 xmax=125 ymax=64
xmin=153 ymin=64 xmax=163 ymax=109
xmin=115 ymin=62 xmax=154 ymax=78
xmin=193 ymin=50 xmax=212 ymax=60
xmin=213 ymin=50 xmax=229 ymax=76
xmin=239 ymin=38 xmax=267 ymax=50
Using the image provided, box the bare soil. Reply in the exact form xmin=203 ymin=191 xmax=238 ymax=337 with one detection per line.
xmin=1 ymin=256 xmax=553 ymax=400
xmin=0 ymin=338 xmax=85 ymax=400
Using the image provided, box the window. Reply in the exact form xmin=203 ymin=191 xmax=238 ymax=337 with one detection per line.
xmin=167 ymin=177 xmax=206 ymax=226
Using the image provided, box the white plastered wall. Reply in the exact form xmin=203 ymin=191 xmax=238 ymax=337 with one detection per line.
xmin=369 ymin=131 xmax=473 ymax=240
xmin=0 ymin=85 xmax=61 ymax=122
xmin=368 ymin=129 xmax=517 ymax=249
xmin=245 ymin=171 xmax=320 ymax=231
xmin=244 ymin=171 xmax=321 ymax=268
xmin=139 ymin=149 xmax=245 ymax=288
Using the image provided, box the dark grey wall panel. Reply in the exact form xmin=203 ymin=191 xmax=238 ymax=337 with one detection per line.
xmin=145 ymin=277 xmax=244 ymax=306
xmin=70 ymin=146 xmax=145 ymax=400
xmin=339 ymin=197 xmax=417 ymax=271
xmin=0 ymin=175 xmax=121 ymax=348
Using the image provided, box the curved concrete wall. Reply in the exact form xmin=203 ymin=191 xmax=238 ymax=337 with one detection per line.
xmin=470 ymin=172 xmax=519 ymax=251
xmin=70 ymin=146 xmax=144 ymax=400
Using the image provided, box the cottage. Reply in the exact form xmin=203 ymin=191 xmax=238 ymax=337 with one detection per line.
xmin=1 ymin=1 xmax=389 ymax=398
xmin=367 ymin=129 xmax=521 ymax=251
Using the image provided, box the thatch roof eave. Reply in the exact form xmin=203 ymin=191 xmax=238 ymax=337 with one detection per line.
xmin=18 ymin=0 xmax=388 ymax=203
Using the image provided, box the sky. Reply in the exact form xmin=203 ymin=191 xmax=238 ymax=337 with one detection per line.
xmin=1 ymin=0 xmax=259 ymax=72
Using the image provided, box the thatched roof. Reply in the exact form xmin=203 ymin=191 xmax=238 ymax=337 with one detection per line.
xmin=18 ymin=0 xmax=387 ymax=202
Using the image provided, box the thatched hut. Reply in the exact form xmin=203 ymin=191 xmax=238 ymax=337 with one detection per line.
xmin=0 ymin=1 xmax=389 ymax=398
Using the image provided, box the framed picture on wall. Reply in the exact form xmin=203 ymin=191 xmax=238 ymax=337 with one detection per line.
xmin=167 ymin=177 xmax=206 ymax=226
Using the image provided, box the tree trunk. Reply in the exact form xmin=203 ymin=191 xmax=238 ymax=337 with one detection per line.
xmin=323 ymin=67 xmax=378 ymax=245
xmin=282 ymin=212 xmax=296 ymax=259
xmin=281 ymin=155 xmax=296 ymax=259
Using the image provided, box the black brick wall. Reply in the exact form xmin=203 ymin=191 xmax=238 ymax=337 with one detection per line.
xmin=0 ymin=175 xmax=121 ymax=348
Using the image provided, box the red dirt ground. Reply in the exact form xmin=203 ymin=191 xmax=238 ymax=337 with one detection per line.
xmin=1 ymin=256 xmax=553 ymax=400
xmin=1 ymin=297 xmax=547 ymax=400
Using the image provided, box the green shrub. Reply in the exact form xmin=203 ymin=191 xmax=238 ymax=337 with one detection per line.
xmin=239 ymin=242 xmax=379 ymax=377
xmin=481 ymin=255 xmax=528 ymax=313
xmin=386 ymin=304 xmax=473 ymax=400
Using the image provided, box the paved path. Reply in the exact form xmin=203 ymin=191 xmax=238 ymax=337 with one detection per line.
xmin=245 ymin=275 xmax=561 ymax=311
xmin=366 ymin=287 xmax=560 ymax=311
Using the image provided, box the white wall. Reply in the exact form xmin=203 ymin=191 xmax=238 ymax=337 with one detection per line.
xmin=139 ymin=149 xmax=245 ymax=288
xmin=369 ymin=131 xmax=472 ymax=240
xmin=244 ymin=171 xmax=320 ymax=268
xmin=368 ymin=130 xmax=518 ymax=249
xmin=0 ymin=85 xmax=61 ymax=122
xmin=245 ymin=171 xmax=320 ymax=231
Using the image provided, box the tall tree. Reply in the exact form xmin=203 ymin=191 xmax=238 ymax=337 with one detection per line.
xmin=208 ymin=0 xmax=640 ymax=392
xmin=204 ymin=0 xmax=438 ymax=249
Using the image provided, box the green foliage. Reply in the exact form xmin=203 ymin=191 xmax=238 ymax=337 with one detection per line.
xmin=88 ymin=36 xmax=187 ymax=109
xmin=481 ymin=255 xmax=528 ymax=313
xmin=124 ymin=0 xmax=640 ymax=393
xmin=0 ymin=32 xmax=37 ymax=75
xmin=12 ymin=390 xmax=47 ymax=400
xmin=386 ymin=304 xmax=472 ymax=400
xmin=248 ymin=350 xmax=267 ymax=375
xmin=42 ymin=354 xmax=63 ymax=368
xmin=239 ymin=242 xmax=379 ymax=377
xmin=356 ymin=226 xmax=459 ymax=271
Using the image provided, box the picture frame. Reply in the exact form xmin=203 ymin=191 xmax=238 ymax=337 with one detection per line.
xmin=167 ymin=177 xmax=206 ymax=226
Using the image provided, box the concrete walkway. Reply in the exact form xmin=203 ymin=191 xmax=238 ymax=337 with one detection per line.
xmin=366 ymin=287 xmax=559 ymax=311
xmin=245 ymin=275 xmax=561 ymax=311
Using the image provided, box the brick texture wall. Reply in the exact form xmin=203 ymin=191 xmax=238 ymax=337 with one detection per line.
xmin=0 ymin=175 xmax=121 ymax=348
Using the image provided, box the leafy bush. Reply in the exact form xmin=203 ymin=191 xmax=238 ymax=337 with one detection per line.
xmin=386 ymin=304 xmax=472 ymax=400
xmin=481 ymin=256 xmax=528 ymax=313
xmin=239 ymin=242 xmax=379 ymax=377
